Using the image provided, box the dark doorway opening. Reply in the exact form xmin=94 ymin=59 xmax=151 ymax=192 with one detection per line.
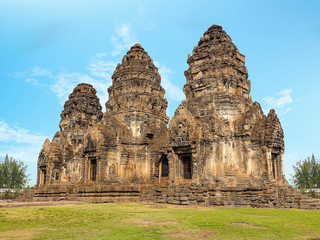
xmin=90 ymin=159 xmax=97 ymax=181
xmin=161 ymin=156 xmax=169 ymax=177
xmin=271 ymin=153 xmax=277 ymax=179
xmin=182 ymin=155 xmax=192 ymax=179
xmin=42 ymin=169 xmax=47 ymax=185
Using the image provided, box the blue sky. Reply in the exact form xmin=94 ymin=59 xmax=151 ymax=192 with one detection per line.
xmin=0 ymin=0 xmax=319 ymax=185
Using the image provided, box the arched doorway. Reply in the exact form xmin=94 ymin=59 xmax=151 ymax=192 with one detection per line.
xmin=159 ymin=154 xmax=169 ymax=182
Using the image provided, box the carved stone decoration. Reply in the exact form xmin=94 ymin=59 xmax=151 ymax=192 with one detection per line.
xmin=106 ymin=43 xmax=169 ymax=144
xmin=109 ymin=164 xmax=117 ymax=176
xmin=59 ymin=83 xmax=103 ymax=152
xmin=31 ymin=26 xmax=319 ymax=209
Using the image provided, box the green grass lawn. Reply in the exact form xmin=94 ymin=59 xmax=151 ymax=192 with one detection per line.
xmin=1 ymin=203 xmax=320 ymax=240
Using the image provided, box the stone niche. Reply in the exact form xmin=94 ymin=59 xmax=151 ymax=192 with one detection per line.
xmin=32 ymin=25 xmax=319 ymax=209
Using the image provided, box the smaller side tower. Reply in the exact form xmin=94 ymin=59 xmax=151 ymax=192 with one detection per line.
xmin=37 ymin=83 xmax=103 ymax=186
xmin=59 ymin=83 xmax=103 ymax=148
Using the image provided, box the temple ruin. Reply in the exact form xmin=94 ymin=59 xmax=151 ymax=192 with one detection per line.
xmin=33 ymin=25 xmax=319 ymax=209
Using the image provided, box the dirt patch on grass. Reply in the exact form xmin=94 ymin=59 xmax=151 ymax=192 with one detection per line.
xmin=229 ymin=222 xmax=267 ymax=229
xmin=136 ymin=220 xmax=176 ymax=227
xmin=0 ymin=229 xmax=42 ymax=240
xmin=149 ymin=204 xmax=168 ymax=208
xmin=299 ymin=234 xmax=320 ymax=240
xmin=164 ymin=229 xmax=216 ymax=239
xmin=0 ymin=201 xmax=87 ymax=208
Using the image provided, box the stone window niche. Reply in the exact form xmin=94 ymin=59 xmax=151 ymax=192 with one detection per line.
xmin=181 ymin=155 xmax=192 ymax=179
xmin=271 ymin=152 xmax=281 ymax=180
xmin=54 ymin=171 xmax=60 ymax=181
xmin=160 ymin=155 xmax=169 ymax=178
xmin=40 ymin=167 xmax=47 ymax=185
xmin=90 ymin=159 xmax=97 ymax=181
xmin=271 ymin=153 xmax=277 ymax=179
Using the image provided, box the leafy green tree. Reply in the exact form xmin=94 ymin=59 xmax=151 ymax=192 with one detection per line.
xmin=292 ymin=154 xmax=320 ymax=195
xmin=0 ymin=154 xmax=29 ymax=190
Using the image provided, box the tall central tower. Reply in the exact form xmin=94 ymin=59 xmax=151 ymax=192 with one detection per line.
xmin=183 ymin=25 xmax=251 ymax=124
xmin=106 ymin=44 xmax=169 ymax=143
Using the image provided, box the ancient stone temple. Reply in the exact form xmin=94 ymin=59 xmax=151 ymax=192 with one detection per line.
xmin=32 ymin=25 xmax=319 ymax=209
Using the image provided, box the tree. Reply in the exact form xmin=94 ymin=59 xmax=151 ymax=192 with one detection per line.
xmin=291 ymin=154 xmax=320 ymax=196
xmin=0 ymin=154 xmax=29 ymax=190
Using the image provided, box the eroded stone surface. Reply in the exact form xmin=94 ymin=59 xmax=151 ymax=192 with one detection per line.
xmin=32 ymin=25 xmax=319 ymax=209
xmin=169 ymin=24 xmax=285 ymax=186
xmin=106 ymin=43 xmax=169 ymax=145
xmin=37 ymin=83 xmax=103 ymax=185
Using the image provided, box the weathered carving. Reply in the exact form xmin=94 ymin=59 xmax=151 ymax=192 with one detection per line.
xmin=106 ymin=43 xmax=169 ymax=144
xmin=32 ymin=25 xmax=319 ymax=209
xmin=169 ymin=24 xmax=285 ymax=185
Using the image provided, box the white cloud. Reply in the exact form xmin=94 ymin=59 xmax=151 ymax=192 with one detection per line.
xmin=0 ymin=121 xmax=50 ymax=185
xmin=262 ymin=89 xmax=294 ymax=116
xmin=14 ymin=66 xmax=52 ymax=78
xmin=0 ymin=121 xmax=48 ymax=167
xmin=111 ymin=24 xmax=136 ymax=56
xmin=86 ymin=52 xmax=116 ymax=79
xmin=154 ymin=61 xmax=185 ymax=102
xmin=25 ymin=78 xmax=39 ymax=85
xmin=28 ymin=66 xmax=53 ymax=78
xmin=137 ymin=3 xmax=156 ymax=30
xmin=16 ymin=55 xmax=115 ymax=110
xmin=153 ymin=61 xmax=185 ymax=118
xmin=0 ymin=121 xmax=47 ymax=145
xmin=50 ymin=72 xmax=111 ymax=109
xmin=50 ymin=73 xmax=82 ymax=105
xmin=14 ymin=66 xmax=53 ymax=86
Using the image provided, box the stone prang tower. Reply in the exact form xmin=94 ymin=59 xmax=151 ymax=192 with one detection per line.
xmin=33 ymin=25 xmax=319 ymax=209
xmin=169 ymin=25 xmax=285 ymax=186
xmin=106 ymin=44 xmax=168 ymax=144
xmin=37 ymin=83 xmax=103 ymax=186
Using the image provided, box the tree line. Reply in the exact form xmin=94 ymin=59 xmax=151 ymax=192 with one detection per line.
xmin=291 ymin=154 xmax=320 ymax=197
xmin=0 ymin=154 xmax=29 ymax=199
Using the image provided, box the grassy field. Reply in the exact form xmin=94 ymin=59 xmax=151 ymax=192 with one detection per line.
xmin=0 ymin=203 xmax=320 ymax=240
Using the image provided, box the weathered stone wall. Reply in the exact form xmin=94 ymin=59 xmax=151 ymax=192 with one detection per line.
xmin=143 ymin=182 xmax=320 ymax=209
xmin=31 ymin=182 xmax=320 ymax=210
